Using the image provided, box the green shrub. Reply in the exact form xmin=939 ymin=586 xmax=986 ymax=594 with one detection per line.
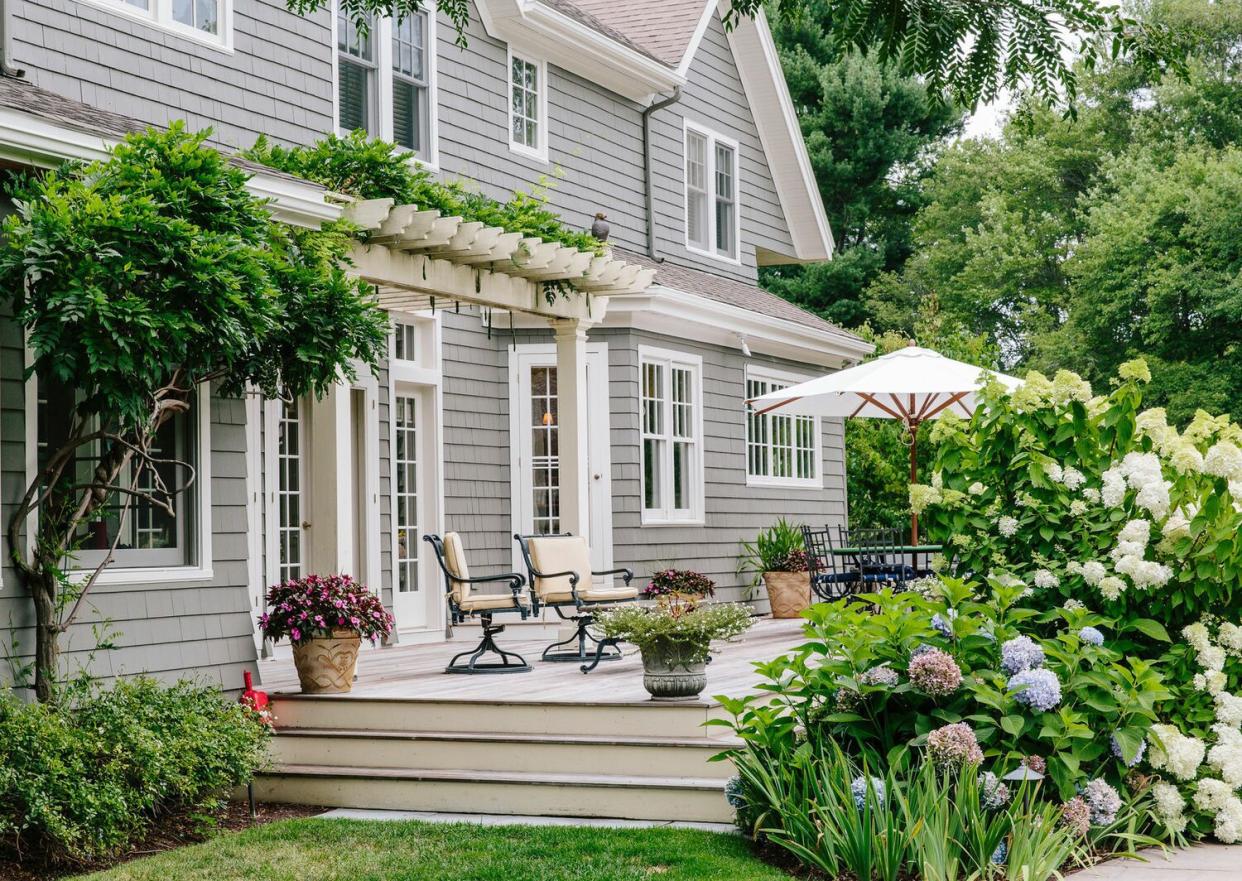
xmin=737 ymin=519 xmax=810 ymax=588
xmin=0 ymin=678 xmax=270 ymax=866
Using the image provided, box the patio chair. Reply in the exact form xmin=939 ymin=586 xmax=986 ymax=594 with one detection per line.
xmin=850 ymin=526 xmax=916 ymax=588
xmin=424 ymin=533 xmax=532 ymax=674
xmin=801 ymin=525 xmax=860 ymax=601
xmin=513 ymin=533 xmax=636 ymax=673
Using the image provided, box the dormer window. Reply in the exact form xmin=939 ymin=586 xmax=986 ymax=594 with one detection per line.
xmin=684 ymin=121 xmax=740 ymax=263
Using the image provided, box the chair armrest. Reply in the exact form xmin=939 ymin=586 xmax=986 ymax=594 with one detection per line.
xmin=445 ymin=572 xmax=526 ymax=595
xmin=591 ymin=566 xmax=634 ymax=586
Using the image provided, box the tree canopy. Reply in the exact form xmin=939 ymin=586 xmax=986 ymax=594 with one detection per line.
xmin=293 ymin=0 xmax=1184 ymax=110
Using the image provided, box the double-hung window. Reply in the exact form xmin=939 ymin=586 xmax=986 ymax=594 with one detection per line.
xmin=640 ymin=347 xmax=703 ymax=524
xmin=337 ymin=10 xmax=376 ymax=134
xmin=82 ymin=0 xmax=230 ymax=47
xmin=508 ymin=49 xmax=547 ymax=160
xmin=684 ymin=122 xmax=740 ymax=262
xmin=745 ymin=367 xmax=820 ymax=488
xmin=336 ymin=7 xmax=438 ymax=164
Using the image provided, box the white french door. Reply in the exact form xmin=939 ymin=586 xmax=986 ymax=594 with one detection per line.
xmin=391 ymin=385 xmax=434 ymax=629
xmin=509 ymin=345 xmax=613 ymax=577
xmin=263 ymin=397 xmax=308 ymax=590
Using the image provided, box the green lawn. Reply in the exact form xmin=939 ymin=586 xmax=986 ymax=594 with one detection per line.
xmin=72 ymin=818 xmax=788 ymax=881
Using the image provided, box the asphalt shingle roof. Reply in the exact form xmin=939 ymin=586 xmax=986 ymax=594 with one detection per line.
xmin=618 ymin=249 xmax=864 ymax=345
xmin=557 ymin=0 xmax=706 ymax=67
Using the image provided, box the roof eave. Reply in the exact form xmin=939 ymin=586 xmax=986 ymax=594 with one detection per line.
xmin=476 ymin=0 xmax=685 ymax=102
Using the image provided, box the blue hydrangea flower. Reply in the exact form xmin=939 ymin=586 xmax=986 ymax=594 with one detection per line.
xmin=1007 ymin=667 xmax=1062 ymax=711
xmin=991 ymin=840 xmax=1008 ymax=866
xmin=724 ymin=775 xmax=746 ymax=809
xmin=910 ymin=642 xmax=938 ymax=660
xmin=1082 ymin=778 xmax=1122 ymax=826
xmin=978 ymin=771 xmax=1011 ymax=810
xmin=850 ymin=775 xmax=886 ymax=810
xmin=1078 ymin=626 xmax=1105 ymax=646
xmin=1000 ymin=635 xmax=1045 ymax=675
xmin=1110 ymin=733 xmax=1146 ymax=768
xmin=931 ymin=610 xmax=956 ymax=637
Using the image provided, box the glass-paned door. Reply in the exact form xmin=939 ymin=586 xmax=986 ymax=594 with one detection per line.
xmin=511 ymin=347 xmax=612 ymax=578
xmin=392 ymin=386 xmax=431 ymax=629
xmin=275 ymin=399 xmax=305 ymax=584
xmin=394 ymin=393 xmax=419 ymax=594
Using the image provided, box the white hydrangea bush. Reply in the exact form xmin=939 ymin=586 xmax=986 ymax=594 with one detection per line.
xmin=916 ymin=359 xmax=1242 ymax=633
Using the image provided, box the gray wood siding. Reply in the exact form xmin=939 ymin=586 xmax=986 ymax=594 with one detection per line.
xmin=9 ymin=0 xmax=333 ymax=150
xmin=432 ymin=4 xmax=795 ymax=283
xmin=435 ymin=312 xmax=846 ymax=605
xmin=0 ymin=313 xmax=258 ymax=692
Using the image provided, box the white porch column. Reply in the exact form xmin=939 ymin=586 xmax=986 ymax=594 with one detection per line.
xmin=552 ymin=318 xmax=592 ymax=541
xmin=307 ymin=381 xmax=354 ymax=575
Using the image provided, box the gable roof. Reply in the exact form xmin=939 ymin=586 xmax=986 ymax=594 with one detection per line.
xmin=563 ymin=0 xmax=707 ymax=68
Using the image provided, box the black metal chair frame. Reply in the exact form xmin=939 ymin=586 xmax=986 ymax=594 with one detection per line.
xmin=846 ymin=526 xmax=915 ymax=588
xmin=802 ymin=525 xmax=861 ymax=601
xmin=424 ymin=534 xmax=532 ymax=675
xmin=514 ymin=532 xmax=635 ymax=673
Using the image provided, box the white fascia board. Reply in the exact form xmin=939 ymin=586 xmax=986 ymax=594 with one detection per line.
xmin=0 ymin=107 xmax=340 ymax=229
xmin=476 ymin=0 xmax=684 ymax=102
xmin=717 ymin=2 xmax=835 ymax=262
xmin=675 ymin=0 xmax=716 ymax=77
xmin=603 ymin=285 xmax=873 ymax=368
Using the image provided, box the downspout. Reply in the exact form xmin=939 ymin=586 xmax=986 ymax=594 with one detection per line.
xmin=642 ymin=87 xmax=681 ymax=261
xmin=0 ymin=0 xmax=25 ymax=77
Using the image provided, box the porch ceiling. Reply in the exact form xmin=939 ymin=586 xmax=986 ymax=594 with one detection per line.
xmin=344 ymin=198 xmax=656 ymax=321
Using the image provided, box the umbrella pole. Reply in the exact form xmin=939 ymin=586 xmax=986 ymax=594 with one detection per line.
xmin=909 ymin=420 xmax=919 ymax=547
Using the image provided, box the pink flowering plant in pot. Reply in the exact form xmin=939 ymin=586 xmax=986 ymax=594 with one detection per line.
xmin=642 ymin=568 xmax=716 ymax=600
xmin=259 ymin=574 xmax=394 ymax=694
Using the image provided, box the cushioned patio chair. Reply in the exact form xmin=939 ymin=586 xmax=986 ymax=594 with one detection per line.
xmin=513 ymin=533 xmax=636 ymax=673
xmin=424 ymin=532 xmax=532 ymax=674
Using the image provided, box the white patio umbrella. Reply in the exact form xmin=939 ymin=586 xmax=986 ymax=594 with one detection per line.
xmin=748 ymin=343 xmax=1021 ymax=544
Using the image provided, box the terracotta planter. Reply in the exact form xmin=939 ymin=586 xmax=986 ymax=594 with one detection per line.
xmin=291 ymin=629 xmax=361 ymax=694
xmin=641 ymin=640 xmax=708 ymax=701
xmin=763 ymin=571 xmax=811 ymax=619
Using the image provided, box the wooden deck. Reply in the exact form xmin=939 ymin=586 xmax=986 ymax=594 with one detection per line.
xmin=257 ymin=616 xmax=806 ymax=704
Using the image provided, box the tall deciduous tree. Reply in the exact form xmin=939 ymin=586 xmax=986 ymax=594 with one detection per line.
xmin=760 ymin=1 xmax=962 ymax=328
xmin=0 ymin=126 xmax=389 ymax=702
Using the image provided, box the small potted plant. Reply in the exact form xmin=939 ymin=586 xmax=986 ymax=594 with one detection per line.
xmin=259 ymin=574 xmax=394 ymax=694
xmin=642 ymin=568 xmax=716 ymax=599
xmin=595 ymin=593 xmax=752 ymax=701
xmin=738 ymin=518 xmax=812 ymax=618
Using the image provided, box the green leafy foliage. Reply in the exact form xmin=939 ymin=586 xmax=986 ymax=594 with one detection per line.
xmin=243 ymin=130 xmax=604 ymax=256
xmin=737 ymin=518 xmax=809 ymax=585
xmin=0 ymin=679 xmax=270 ymax=866
xmin=594 ymin=595 xmax=752 ymax=665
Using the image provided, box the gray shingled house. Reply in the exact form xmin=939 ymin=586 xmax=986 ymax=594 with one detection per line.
xmin=0 ymin=0 xmax=870 ymax=690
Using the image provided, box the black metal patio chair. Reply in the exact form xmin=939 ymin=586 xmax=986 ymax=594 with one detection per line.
xmin=424 ymin=532 xmax=532 ymax=674
xmin=513 ymin=532 xmax=636 ymax=673
xmin=850 ymin=526 xmax=916 ymax=588
xmin=802 ymin=524 xmax=861 ymax=601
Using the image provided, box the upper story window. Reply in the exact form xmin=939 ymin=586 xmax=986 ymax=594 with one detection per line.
xmin=684 ymin=121 xmax=740 ymax=263
xmin=392 ymin=12 xmax=431 ymax=154
xmin=745 ymin=366 xmax=820 ymax=489
xmin=640 ymin=347 xmax=704 ymax=525
xmin=80 ymin=0 xmax=230 ymax=48
xmin=508 ymin=49 xmax=547 ymax=161
xmin=338 ymin=11 xmax=376 ymax=134
xmin=336 ymin=7 xmax=438 ymax=164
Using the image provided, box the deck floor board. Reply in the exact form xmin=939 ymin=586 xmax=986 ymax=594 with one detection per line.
xmin=258 ymin=616 xmax=805 ymax=705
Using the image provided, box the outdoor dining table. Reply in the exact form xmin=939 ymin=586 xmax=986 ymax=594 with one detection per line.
xmin=829 ymin=543 xmax=943 ymax=580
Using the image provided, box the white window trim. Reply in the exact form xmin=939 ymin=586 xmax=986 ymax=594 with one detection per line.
xmin=639 ymin=345 xmax=705 ymax=526
xmin=75 ymin=0 xmax=234 ymax=52
xmin=745 ymin=364 xmax=823 ymax=490
xmin=23 ymin=374 xmax=215 ymax=585
xmin=683 ymin=119 xmax=742 ymax=266
xmin=333 ymin=3 xmax=440 ymax=169
xmin=506 ymin=46 xmax=549 ymax=163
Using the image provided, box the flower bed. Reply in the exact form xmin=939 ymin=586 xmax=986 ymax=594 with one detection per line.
xmin=723 ymin=360 xmax=1242 ymax=878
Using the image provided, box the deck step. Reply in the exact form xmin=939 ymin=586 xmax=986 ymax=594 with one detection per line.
xmin=253 ymin=763 xmax=734 ymax=823
xmin=269 ymin=727 xmax=740 ymax=779
xmin=271 ymin=695 xmax=732 ymax=739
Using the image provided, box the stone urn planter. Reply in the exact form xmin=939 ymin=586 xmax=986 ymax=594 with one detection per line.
xmin=640 ymin=639 xmax=709 ymax=701
xmin=763 ymin=570 xmax=811 ymax=619
xmin=291 ymin=629 xmax=362 ymax=694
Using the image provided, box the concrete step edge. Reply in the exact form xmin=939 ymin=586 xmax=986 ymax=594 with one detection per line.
xmin=272 ymin=727 xmax=742 ymax=749
xmin=261 ymin=763 xmax=729 ymax=792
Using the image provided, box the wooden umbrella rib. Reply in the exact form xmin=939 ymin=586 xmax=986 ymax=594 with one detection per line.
xmin=856 ymin=392 xmax=905 ymax=421
xmin=923 ymin=391 xmax=970 ymax=421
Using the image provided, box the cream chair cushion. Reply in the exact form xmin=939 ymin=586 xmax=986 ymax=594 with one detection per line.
xmin=580 ymin=584 xmax=639 ymax=604
xmin=442 ymin=532 xmax=471 ymax=602
xmin=459 ymin=592 xmax=531 ymax=612
xmin=527 ymin=535 xmax=591 ymax=601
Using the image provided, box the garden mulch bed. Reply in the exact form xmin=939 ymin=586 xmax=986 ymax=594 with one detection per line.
xmin=0 ymin=801 xmax=323 ymax=881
